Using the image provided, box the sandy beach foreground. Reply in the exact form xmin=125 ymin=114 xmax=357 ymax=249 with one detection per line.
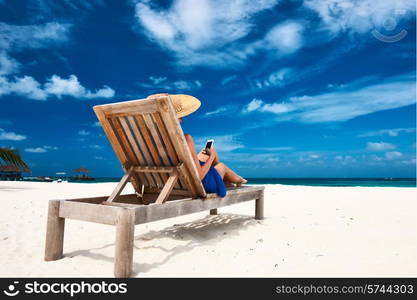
xmin=0 ymin=181 xmax=416 ymax=277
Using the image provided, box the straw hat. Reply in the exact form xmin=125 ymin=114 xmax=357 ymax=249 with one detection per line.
xmin=147 ymin=93 xmax=201 ymax=118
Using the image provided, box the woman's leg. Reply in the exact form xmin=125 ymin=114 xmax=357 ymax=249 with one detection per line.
xmin=225 ymin=166 xmax=247 ymax=186
xmin=224 ymin=181 xmax=235 ymax=187
xmin=214 ymin=163 xmax=247 ymax=186
xmin=213 ymin=163 xmax=233 ymax=187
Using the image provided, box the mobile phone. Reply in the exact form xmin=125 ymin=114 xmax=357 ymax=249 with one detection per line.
xmin=205 ymin=139 xmax=214 ymax=149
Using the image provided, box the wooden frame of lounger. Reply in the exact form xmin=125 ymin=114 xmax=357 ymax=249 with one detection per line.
xmin=44 ymin=95 xmax=264 ymax=277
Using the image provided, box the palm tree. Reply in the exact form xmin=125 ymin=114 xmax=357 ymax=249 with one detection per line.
xmin=0 ymin=147 xmax=29 ymax=169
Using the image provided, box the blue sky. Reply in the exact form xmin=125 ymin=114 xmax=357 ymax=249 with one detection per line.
xmin=0 ymin=0 xmax=416 ymax=178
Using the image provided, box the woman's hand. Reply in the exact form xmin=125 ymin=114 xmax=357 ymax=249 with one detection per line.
xmin=205 ymin=146 xmax=217 ymax=158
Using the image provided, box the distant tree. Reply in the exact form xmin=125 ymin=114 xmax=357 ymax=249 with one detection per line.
xmin=0 ymin=148 xmax=30 ymax=169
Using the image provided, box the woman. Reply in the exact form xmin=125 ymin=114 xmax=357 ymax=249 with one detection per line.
xmin=148 ymin=93 xmax=247 ymax=197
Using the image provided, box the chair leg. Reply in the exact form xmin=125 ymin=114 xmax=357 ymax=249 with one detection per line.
xmin=114 ymin=209 xmax=135 ymax=278
xmin=44 ymin=200 xmax=65 ymax=261
xmin=107 ymin=167 xmax=133 ymax=203
xmin=209 ymin=209 xmax=218 ymax=215
xmin=155 ymin=171 xmax=178 ymax=204
xmin=255 ymin=194 xmax=264 ymax=220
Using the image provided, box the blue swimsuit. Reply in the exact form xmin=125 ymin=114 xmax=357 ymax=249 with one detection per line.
xmin=199 ymin=160 xmax=227 ymax=197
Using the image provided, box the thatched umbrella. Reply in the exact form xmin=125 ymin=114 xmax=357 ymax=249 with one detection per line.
xmin=0 ymin=147 xmax=30 ymax=170
xmin=74 ymin=167 xmax=90 ymax=173
xmin=0 ymin=164 xmax=31 ymax=180
xmin=74 ymin=167 xmax=90 ymax=179
xmin=0 ymin=164 xmax=31 ymax=173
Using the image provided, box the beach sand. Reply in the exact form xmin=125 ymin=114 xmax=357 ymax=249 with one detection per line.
xmin=0 ymin=181 xmax=416 ymax=277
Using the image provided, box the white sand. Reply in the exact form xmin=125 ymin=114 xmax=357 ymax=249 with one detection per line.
xmin=0 ymin=181 xmax=416 ymax=277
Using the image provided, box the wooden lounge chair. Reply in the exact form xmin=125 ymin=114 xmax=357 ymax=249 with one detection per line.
xmin=44 ymin=95 xmax=265 ymax=277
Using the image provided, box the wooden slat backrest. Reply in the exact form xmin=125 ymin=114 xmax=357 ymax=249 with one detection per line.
xmin=140 ymin=114 xmax=182 ymax=190
xmin=94 ymin=105 xmax=144 ymax=193
xmin=126 ymin=115 xmax=167 ymax=188
xmin=93 ymin=96 xmax=206 ymax=198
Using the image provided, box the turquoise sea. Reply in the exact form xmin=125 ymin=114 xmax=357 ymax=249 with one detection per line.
xmin=63 ymin=177 xmax=416 ymax=188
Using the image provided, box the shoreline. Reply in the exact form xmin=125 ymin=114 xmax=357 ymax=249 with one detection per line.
xmin=2 ymin=180 xmax=416 ymax=189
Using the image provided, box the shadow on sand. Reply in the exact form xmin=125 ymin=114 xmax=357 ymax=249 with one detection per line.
xmin=64 ymin=213 xmax=263 ymax=276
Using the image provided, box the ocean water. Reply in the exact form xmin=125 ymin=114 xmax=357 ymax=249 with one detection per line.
xmin=64 ymin=177 xmax=417 ymax=188
xmin=246 ymin=178 xmax=416 ymax=188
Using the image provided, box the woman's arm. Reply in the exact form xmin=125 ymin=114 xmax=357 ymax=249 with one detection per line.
xmin=184 ymin=134 xmax=215 ymax=180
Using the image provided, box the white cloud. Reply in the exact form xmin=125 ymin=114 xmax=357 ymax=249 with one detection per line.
xmin=28 ymin=0 xmax=106 ymax=18
xmin=0 ymin=21 xmax=102 ymax=102
xmin=399 ymin=158 xmax=416 ymax=165
xmin=244 ymin=98 xmax=264 ymax=113
xmin=200 ymin=105 xmax=237 ymax=118
xmin=203 ymin=107 xmax=228 ymax=117
xmin=0 ymin=74 xmax=115 ymax=100
xmin=135 ymin=0 xmax=277 ymax=49
xmin=252 ymin=68 xmax=294 ymax=89
xmin=32 ymin=22 xmax=71 ymax=43
xmin=253 ymin=146 xmax=294 ymax=151
xmin=24 ymin=145 xmax=58 ymax=153
xmin=134 ymin=0 xmax=305 ymax=68
xmin=13 ymin=76 xmax=47 ymax=99
xmin=385 ymin=151 xmax=403 ymax=160
xmin=45 ymin=75 xmax=115 ymax=99
xmin=195 ymin=134 xmax=244 ymax=152
xmin=78 ymin=130 xmax=90 ymax=136
xmin=262 ymin=103 xmax=294 ymax=114
xmin=25 ymin=147 xmax=47 ymax=153
xmin=86 ymin=86 xmax=115 ymax=98
xmin=92 ymin=121 xmax=101 ymax=127
xmin=243 ymin=98 xmax=294 ymax=114
xmin=139 ymin=76 xmax=202 ymax=91
xmin=0 ymin=21 xmax=70 ymax=80
xmin=149 ymin=76 xmax=167 ymax=85
xmin=261 ymin=101 xmax=293 ymax=114
xmin=0 ymin=75 xmax=48 ymax=100
xmin=221 ymin=75 xmax=237 ymax=86
xmin=0 ymin=22 xmax=71 ymax=51
xmin=359 ymin=128 xmax=416 ymax=137
xmin=217 ymin=149 xmax=415 ymax=171
xmin=335 ymin=155 xmax=356 ymax=165
xmin=0 ymin=52 xmax=20 ymax=75
xmin=171 ymin=80 xmax=201 ymax=90
xmin=245 ymin=44 xmax=355 ymax=94
xmin=0 ymin=22 xmax=113 ymax=100
xmin=366 ymin=142 xmax=396 ymax=151
xmin=265 ymin=22 xmax=303 ymax=53
xmin=44 ymin=146 xmax=58 ymax=150
xmin=134 ymin=0 xmax=414 ymax=69
xmin=243 ymin=72 xmax=416 ymax=123
xmin=45 ymin=75 xmax=86 ymax=97
xmin=304 ymin=0 xmax=415 ymax=36
xmin=0 ymin=128 xmax=26 ymax=141
xmin=220 ymin=152 xmax=282 ymax=165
